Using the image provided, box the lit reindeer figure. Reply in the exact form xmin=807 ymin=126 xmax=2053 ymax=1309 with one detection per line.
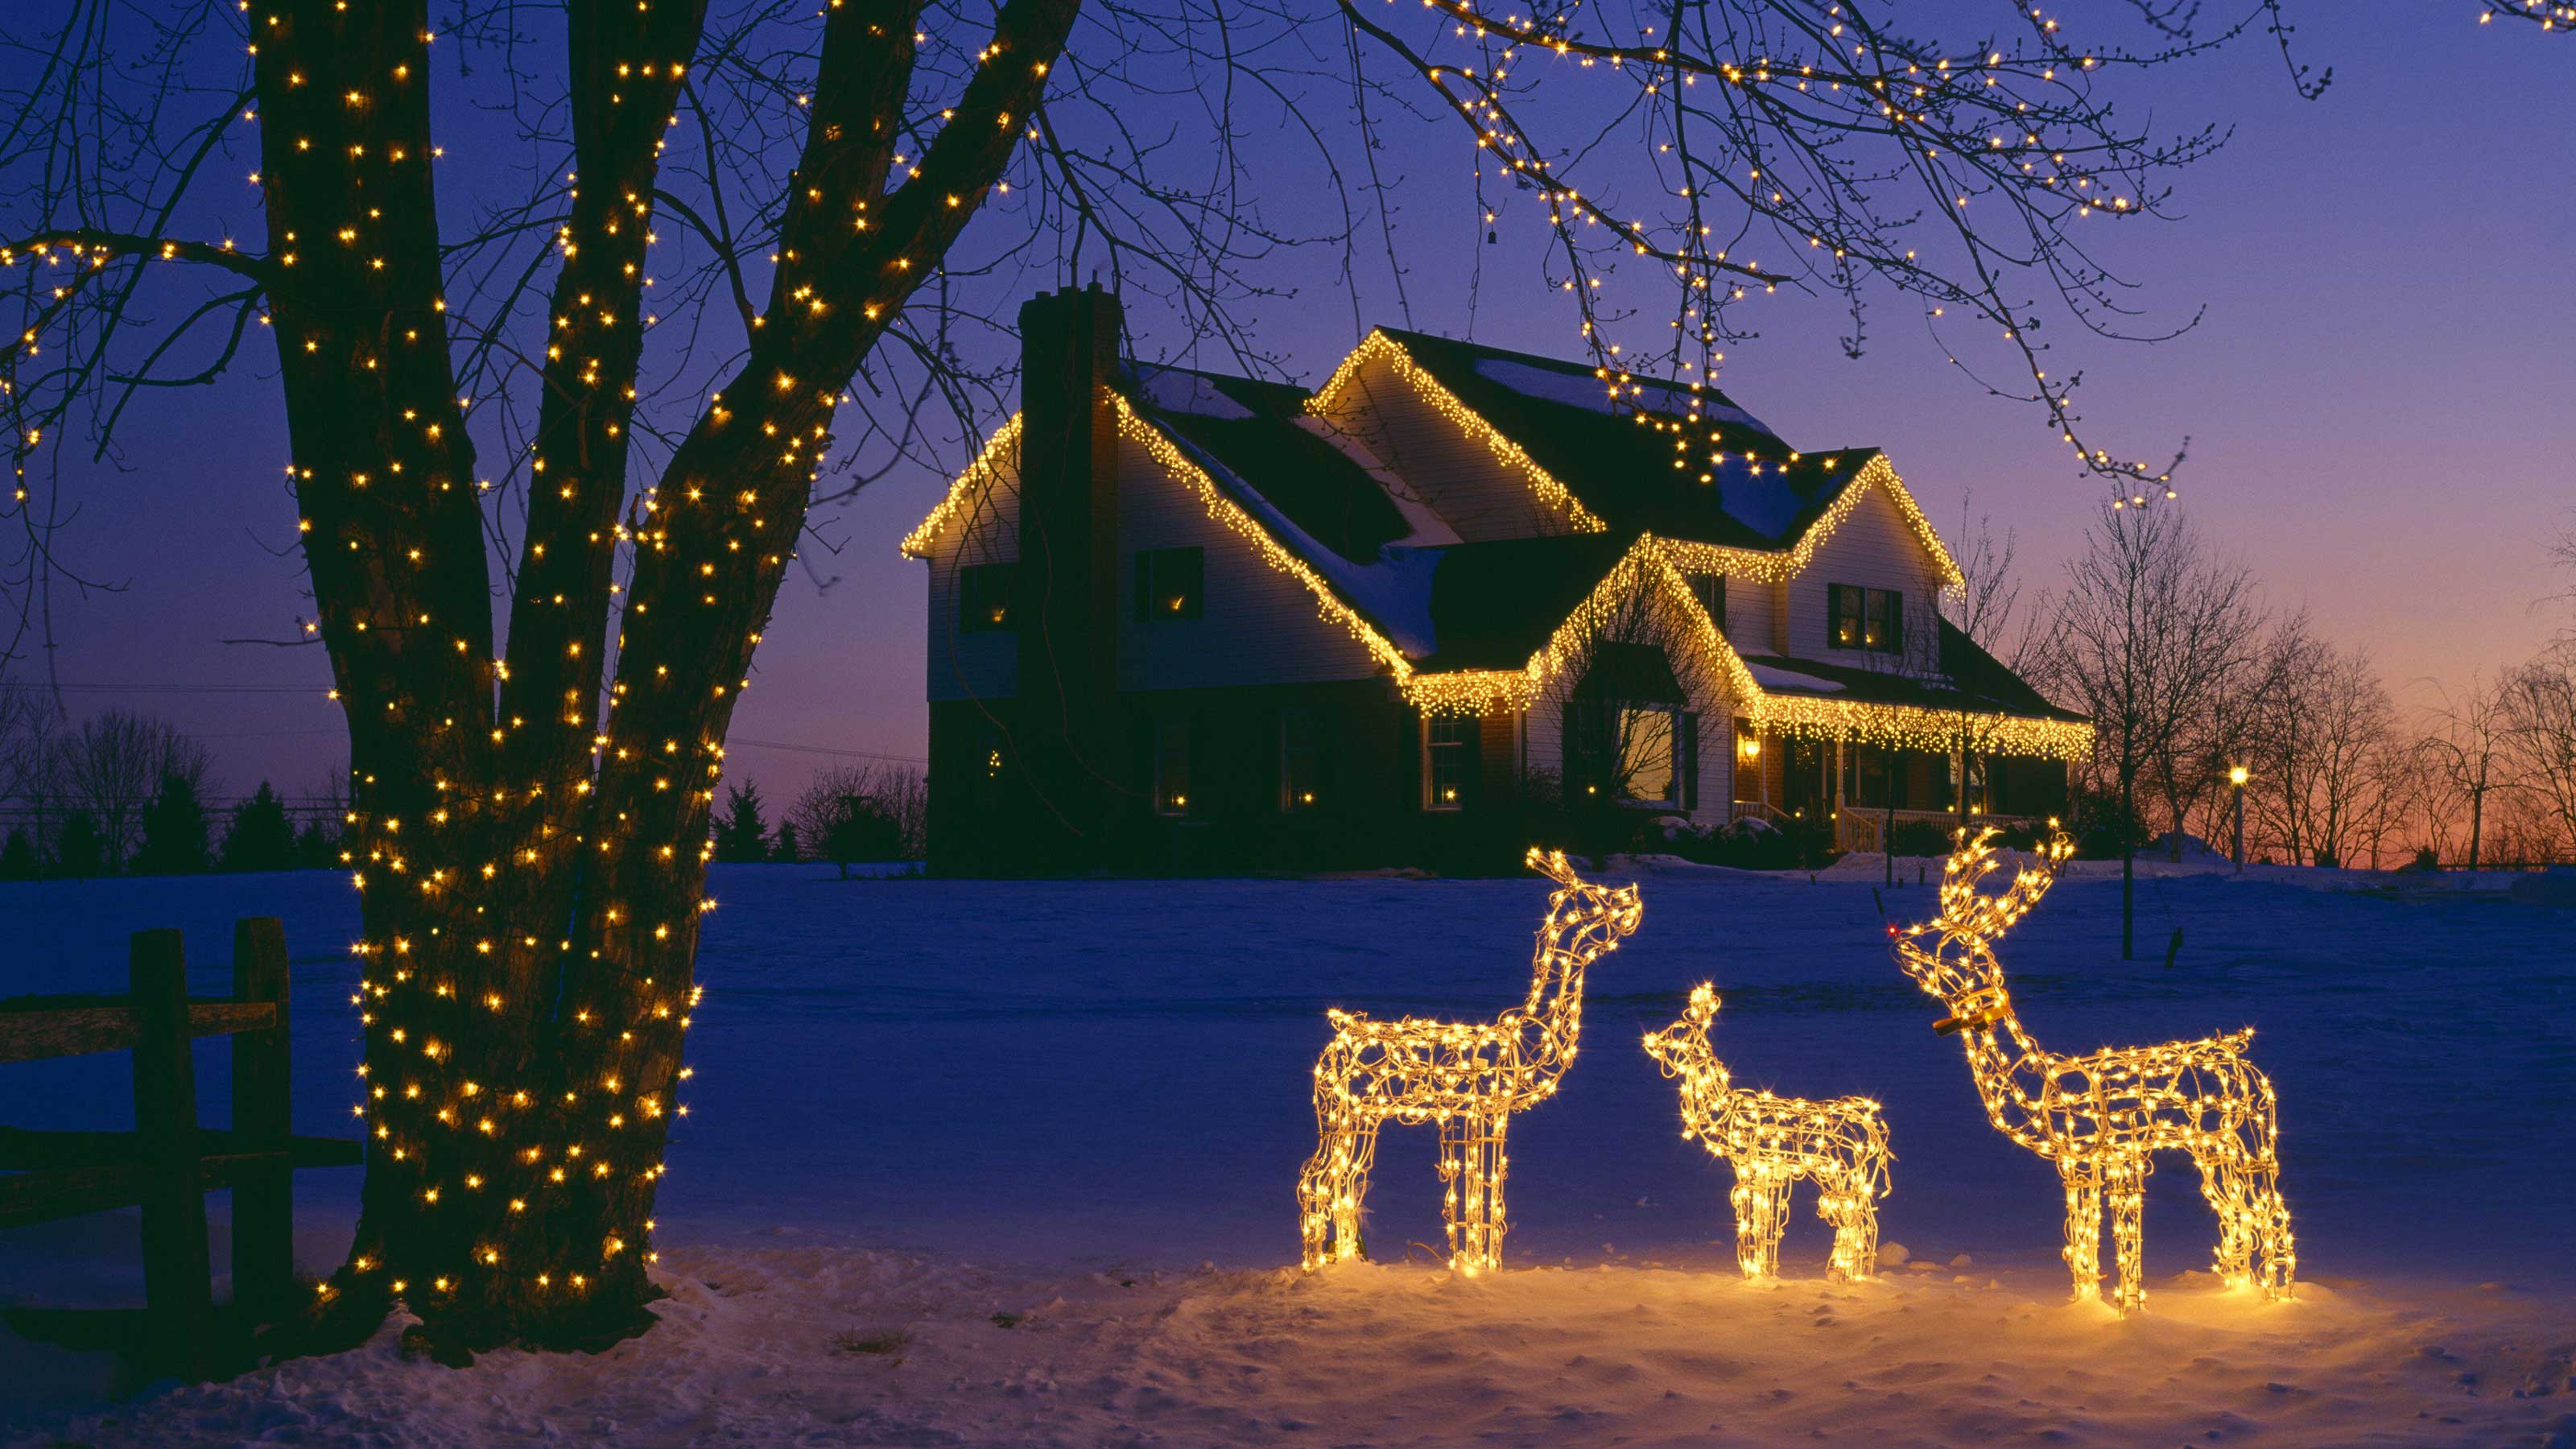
xmin=1297 ymin=848 xmax=1642 ymax=1274
xmin=1892 ymin=828 xmax=2295 ymax=1315
xmin=1642 ymin=985 xmax=1892 ymax=1282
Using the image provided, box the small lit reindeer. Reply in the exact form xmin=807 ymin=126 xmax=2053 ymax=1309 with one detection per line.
xmin=1296 ymin=848 xmax=1643 ymax=1274
xmin=1892 ymin=828 xmax=2295 ymax=1315
xmin=1642 ymin=985 xmax=1892 ymax=1282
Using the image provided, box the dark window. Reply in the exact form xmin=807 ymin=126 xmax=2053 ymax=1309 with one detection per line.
xmin=1154 ymin=716 xmax=1191 ymax=815
xmin=1280 ymin=708 xmax=1321 ymax=813
xmin=1828 ymin=584 xmax=1902 ymax=654
xmin=1686 ymin=572 xmax=1727 ymax=631
xmin=1423 ymin=715 xmax=1475 ymax=811
xmin=957 ymin=562 xmax=1016 ymax=634
xmin=1134 ymin=547 xmax=1204 ymax=621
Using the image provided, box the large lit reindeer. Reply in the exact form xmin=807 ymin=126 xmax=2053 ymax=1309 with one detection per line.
xmin=1643 ymin=985 xmax=1893 ymax=1282
xmin=1892 ymin=828 xmax=2294 ymax=1315
xmin=1297 ymin=848 xmax=1643 ymax=1274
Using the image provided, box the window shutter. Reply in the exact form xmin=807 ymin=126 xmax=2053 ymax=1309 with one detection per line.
xmin=1133 ymin=551 xmax=1151 ymax=622
xmin=1884 ymin=590 xmax=1904 ymax=655
xmin=1679 ymin=712 xmax=1700 ymax=811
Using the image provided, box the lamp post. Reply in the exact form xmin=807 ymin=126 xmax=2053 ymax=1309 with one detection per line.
xmin=2227 ymin=765 xmax=2248 ymax=871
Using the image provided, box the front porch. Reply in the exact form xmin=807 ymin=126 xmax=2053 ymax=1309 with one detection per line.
xmin=1725 ymin=724 xmax=2066 ymax=853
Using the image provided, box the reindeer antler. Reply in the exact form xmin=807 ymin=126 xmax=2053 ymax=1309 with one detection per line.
xmin=1525 ymin=845 xmax=1580 ymax=888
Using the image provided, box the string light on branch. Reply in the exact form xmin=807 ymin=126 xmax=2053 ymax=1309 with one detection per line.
xmin=1891 ymin=828 xmax=2295 ymax=1315
xmin=1642 ymin=985 xmax=1892 ymax=1282
xmin=1297 ymin=849 xmax=1641 ymax=1274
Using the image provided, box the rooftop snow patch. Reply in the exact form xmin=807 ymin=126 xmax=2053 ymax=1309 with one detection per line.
xmin=1471 ymin=356 xmax=1773 ymax=436
xmin=1131 ymin=364 xmax=1257 ymax=420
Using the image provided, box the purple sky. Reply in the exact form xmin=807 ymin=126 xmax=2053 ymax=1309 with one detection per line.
xmin=20 ymin=6 xmax=2573 ymax=807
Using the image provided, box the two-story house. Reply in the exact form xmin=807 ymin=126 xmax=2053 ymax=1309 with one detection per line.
xmin=905 ymin=285 xmax=2087 ymax=873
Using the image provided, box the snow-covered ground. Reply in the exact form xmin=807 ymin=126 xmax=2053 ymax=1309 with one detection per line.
xmin=3 ymin=858 xmax=2570 ymax=1445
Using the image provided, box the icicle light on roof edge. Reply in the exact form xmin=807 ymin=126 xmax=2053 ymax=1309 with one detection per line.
xmin=1892 ymin=828 xmax=2296 ymax=1316
xmin=899 ymin=412 xmax=1023 ymax=559
xmin=1309 ymin=331 xmax=1610 ymax=535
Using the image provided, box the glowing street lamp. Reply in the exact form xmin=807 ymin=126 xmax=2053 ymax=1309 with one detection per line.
xmin=2227 ymin=765 xmax=2249 ymax=871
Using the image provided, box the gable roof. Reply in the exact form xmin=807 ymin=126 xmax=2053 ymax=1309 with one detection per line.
xmin=899 ymin=329 xmax=2067 ymax=754
xmin=1363 ymin=328 xmax=1874 ymax=551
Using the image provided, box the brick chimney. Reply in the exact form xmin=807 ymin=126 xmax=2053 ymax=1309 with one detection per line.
xmin=1012 ymin=283 xmax=1127 ymax=861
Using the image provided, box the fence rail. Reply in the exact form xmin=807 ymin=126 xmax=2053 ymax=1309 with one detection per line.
xmin=0 ymin=918 xmax=359 ymax=1380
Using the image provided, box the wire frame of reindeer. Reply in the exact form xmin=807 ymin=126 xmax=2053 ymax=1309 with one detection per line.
xmin=1296 ymin=848 xmax=1643 ymax=1274
xmin=1642 ymin=985 xmax=1893 ymax=1282
xmin=1890 ymin=828 xmax=2295 ymax=1315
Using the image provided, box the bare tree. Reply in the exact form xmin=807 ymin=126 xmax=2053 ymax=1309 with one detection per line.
xmin=2499 ymin=646 xmax=2576 ymax=865
xmin=2417 ymin=673 xmax=2516 ymax=869
xmin=1 ymin=0 xmax=2339 ymax=1359
xmin=47 ymin=708 xmax=212 ymax=868
xmin=789 ymin=762 xmax=928 ymax=875
xmin=2244 ymin=625 xmax=2398 ymax=869
xmin=2040 ymin=504 xmax=2261 ymax=955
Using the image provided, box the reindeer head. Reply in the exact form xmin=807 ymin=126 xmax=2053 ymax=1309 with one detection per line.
xmin=1889 ymin=826 xmax=2072 ymax=1031
xmin=1641 ymin=982 xmax=1723 ymax=1080
xmin=1525 ymin=847 xmax=1645 ymax=944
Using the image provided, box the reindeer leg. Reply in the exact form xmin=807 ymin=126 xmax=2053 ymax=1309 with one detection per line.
xmin=1298 ymin=1084 xmax=1375 ymax=1269
xmin=1439 ymin=1112 xmax=1497 ymax=1274
xmin=2107 ymin=1156 xmax=2149 ymax=1316
xmin=1731 ymin=1160 xmax=1790 ymax=1280
xmin=2252 ymin=1163 xmax=2295 ymax=1301
xmin=2195 ymin=1150 xmax=2257 ymax=1291
xmin=2060 ymin=1163 xmax=2103 ymax=1303
xmin=1821 ymin=1167 xmax=1878 ymax=1282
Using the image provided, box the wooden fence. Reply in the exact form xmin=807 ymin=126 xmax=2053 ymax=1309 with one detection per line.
xmin=0 ymin=918 xmax=360 ymax=1380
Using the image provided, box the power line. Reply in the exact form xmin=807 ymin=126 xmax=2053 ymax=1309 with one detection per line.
xmin=729 ymin=736 xmax=925 ymax=766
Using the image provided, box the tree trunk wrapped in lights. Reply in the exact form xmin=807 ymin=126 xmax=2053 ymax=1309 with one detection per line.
xmin=1297 ymin=848 xmax=1641 ymax=1274
xmin=1641 ymin=985 xmax=1891 ymax=1282
xmin=1890 ymin=828 xmax=2295 ymax=1315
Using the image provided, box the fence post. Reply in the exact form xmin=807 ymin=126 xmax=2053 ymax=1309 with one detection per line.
xmin=130 ymin=928 xmax=213 ymax=1378
xmin=231 ymin=917 xmax=294 ymax=1323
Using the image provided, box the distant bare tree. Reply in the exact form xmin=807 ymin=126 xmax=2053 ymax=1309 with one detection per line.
xmin=2417 ymin=673 xmax=2516 ymax=869
xmin=2499 ymin=646 xmax=2576 ymax=865
xmin=2245 ymin=626 xmax=2399 ymax=869
xmin=2041 ymin=505 xmax=2262 ymax=955
xmin=47 ymin=708 xmax=211 ymax=868
xmin=790 ymin=762 xmax=929 ymax=876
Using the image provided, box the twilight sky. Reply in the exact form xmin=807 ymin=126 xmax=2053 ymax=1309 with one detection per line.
xmin=16 ymin=3 xmax=2574 ymax=807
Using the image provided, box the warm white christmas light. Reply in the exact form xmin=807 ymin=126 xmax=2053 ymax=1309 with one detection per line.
xmin=1642 ymin=984 xmax=1891 ymax=1282
xmin=1891 ymin=828 xmax=2295 ymax=1315
xmin=1296 ymin=848 xmax=1643 ymax=1274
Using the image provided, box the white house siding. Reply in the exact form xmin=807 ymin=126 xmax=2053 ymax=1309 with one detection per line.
xmin=1781 ymin=482 xmax=1947 ymax=673
xmin=923 ymin=474 xmax=1021 ymax=703
xmin=1312 ymin=352 xmax=1579 ymax=543
xmin=1113 ymin=434 xmax=1389 ymax=691
xmin=1715 ymin=573 xmax=1781 ymax=658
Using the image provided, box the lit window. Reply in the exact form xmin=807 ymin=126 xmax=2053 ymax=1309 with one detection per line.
xmin=1280 ymin=708 xmax=1320 ymax=813
xmin=1133 ymin=547 xmax=1203 ymax=621
xmin=1423 ymin=716 xmax=1474 ymax=811
xmin=1617 ymin=706 xmax=1679 ymax=808
xmin=1154 ymin=717 xmax=1191 ymax=815
xmin=957 ymin=561 xmax=1016 ymax=634
xmin=1828 ymin=584 xmax=1903 ymax=654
